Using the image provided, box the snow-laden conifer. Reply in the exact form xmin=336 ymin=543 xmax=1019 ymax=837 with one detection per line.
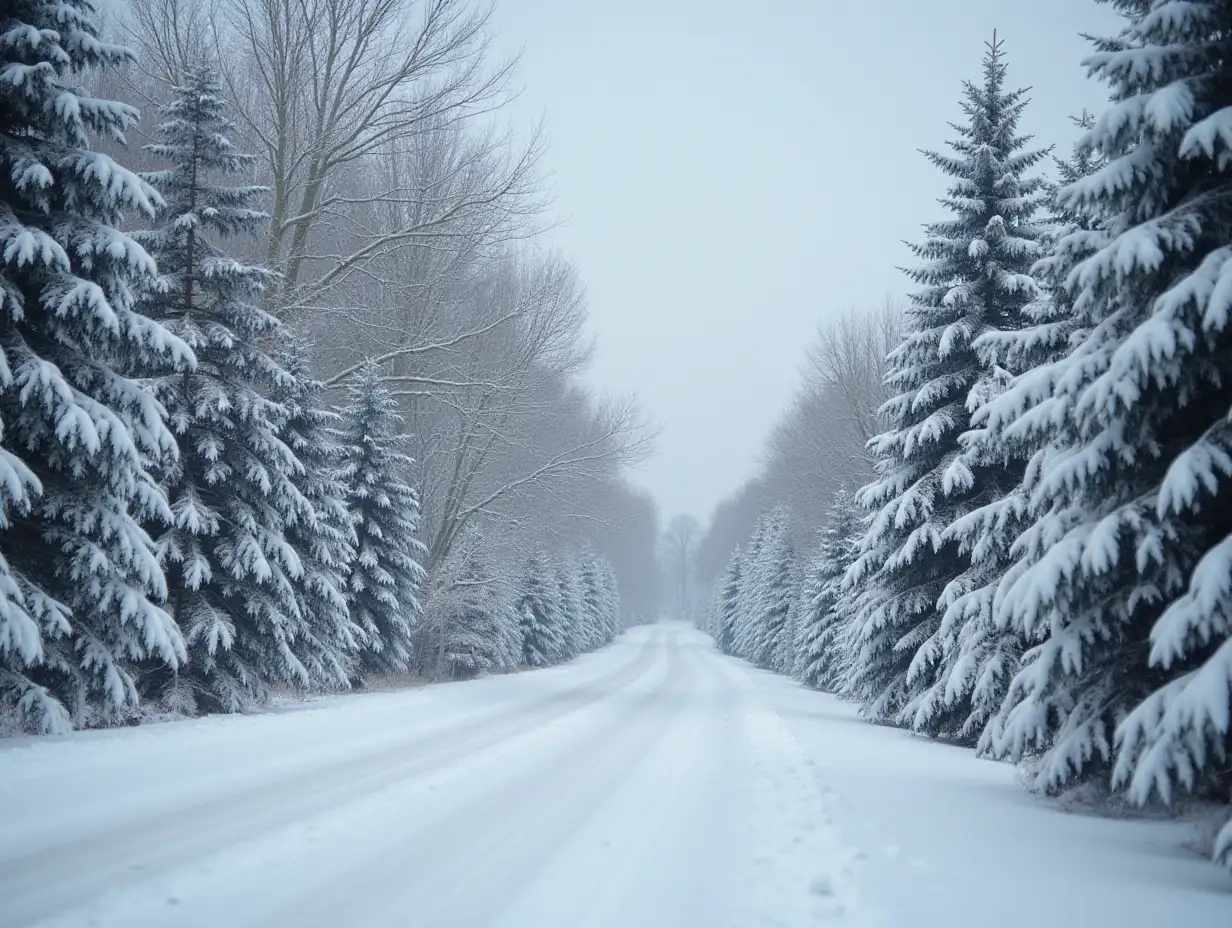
xmin=596 ymin=558 xmax=622 ymax=640
xmin=554 ymin=560 xmax=583 ymax=662
xmin=744 ymin=506 xmax=794 ymax=671
xmin=912 ymin=114 xmax=1106 ymax=742
xmin=775 ymin=588 xmax=801 ymax=676
xmin=436 ymin=540 xmax=522 ymax=679
xmin=731 ymin=519 xmax=769 ymax=661
xmin=977 ymin=5 xmax=1232 ymax=830
xmin=0 ymin=0 xmax=195 ymax=731
xmin=136 ymin=66 xmax=318 ymax=713
xmin=796 ymin=489 xmax=861 ymax=691
xmin=578 ymin=555 xmax=610 ymax=651
xmin=518 ymin=553 xmax=565 ymax=667
xmin=712 ymin=547 xmax=743 ymax=655
xmin=274 ymin=336 xmax=361 ymax=688
xmin=844 ymin=36 xmax=1047 ymax=727
xmin=337 ymin=360 xmax=426 ymax=677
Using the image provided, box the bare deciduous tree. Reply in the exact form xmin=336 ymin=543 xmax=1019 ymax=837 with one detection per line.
xmin=112 ymin=0 xmax=662 ymax=653
xmin=760 ymin=298 xmax=902 ymax=539
xmin=125 ymin=0 xmax=547 ymax=324
xmin=695 ymin=298 xmax=902 ymax=577
xmin=220 ymin=0 xmax=546 ymax=320
xmin=803 ymin=296 xmax=902 ymax=458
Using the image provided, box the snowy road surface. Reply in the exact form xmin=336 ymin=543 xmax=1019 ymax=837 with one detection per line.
xmin=1 ymin=625 xmax=1229 ymax=928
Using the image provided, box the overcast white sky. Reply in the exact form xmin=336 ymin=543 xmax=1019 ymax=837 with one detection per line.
xmin=489 ymin=0 xmax=1119 ymax=525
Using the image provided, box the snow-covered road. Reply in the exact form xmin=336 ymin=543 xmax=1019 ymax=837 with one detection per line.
xmin=1 ymin=624 xmax=1228 ymax=928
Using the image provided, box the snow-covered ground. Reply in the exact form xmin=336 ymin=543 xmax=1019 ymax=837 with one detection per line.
xmin=0 ymin=624 xmax=1227 ymax=928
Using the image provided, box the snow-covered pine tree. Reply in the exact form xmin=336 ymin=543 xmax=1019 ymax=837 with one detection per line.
xmin=0 ymin=1 xmax=196 ymax=731
xmin=136 ymin=65 xmax=319 ymax=713
xmin=974 ymin=5 xmax=1232 ymax=837
xmin=518 ymin=553 xmax=565 ymax=667
xmin=776 ymin=583 xmax=802 ymax=676
xmin=273 ymin=335 xmax=361 ymax=688
xmin=793 ymin=550 xmax=827 ymax=680
xmin=492 ymin=563 xmax=527 ymax=668
xmin=758 ymin=510 xmax=798 ymax=670
xmin=843 ymin=35 xmax=1047 ymax=729
xmin=704 ymin=582 xmax=721 ymax=640
xmin=597 ymin=558 xmax=622 ymax=640
xmin=796 ymin=488 xmax=861 ymax=691
xmin=749 ymin=506 xmax=795 ymax=671
xmin=578 ymin=555 xmax=609 ymax=651
xmin=437 ymin=544 xmax=522 ymax=680
xmin=554 ymin=560 xmax=583 ymax=661
xmin=731 ymin=518 xmax=769 ymax=661
xmin=337 ymin=359 xmax=426 ymax=677
xmin=916 ymin=113 xmax=1107 ymax=743
xmin=713 ymin=546 xmax=743 ymax=655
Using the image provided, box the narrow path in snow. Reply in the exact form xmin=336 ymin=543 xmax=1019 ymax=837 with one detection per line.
xmin=1 ymin=625 xmax=1227 ymax=928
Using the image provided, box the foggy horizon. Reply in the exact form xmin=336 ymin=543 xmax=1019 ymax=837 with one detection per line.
xmin=489 ymin=0 xmax=1118 ymax=523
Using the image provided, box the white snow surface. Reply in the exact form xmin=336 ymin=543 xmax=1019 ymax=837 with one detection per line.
xmin=0 ymin=624 xmax=1228 ymax=928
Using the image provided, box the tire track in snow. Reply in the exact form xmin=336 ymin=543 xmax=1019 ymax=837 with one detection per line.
xmin=512 ymin=626 xmax=745 ymax=928
xmin=0 ymin=633 xmax=661 ymax=928
xmin=274 ymin=627 xmax=696 ymax=928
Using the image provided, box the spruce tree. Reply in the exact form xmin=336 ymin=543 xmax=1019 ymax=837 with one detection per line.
xmin=796 ymin=489 xmax=861 ymax=691
xmin=844 ymin=35 xmax=1047 ymax=726
xmin=793 ymin=549 xmax=828 ymax=681
xmin=439 ymin=550 xmax=521 ymax=679
xmin=337 ymin=360 xmax=426 ymax=677
xmin=274 ymin=336 xmax=361 ymax=688
xmin=918 ymin=114 xmax=1106 ymax=742
xmin=493 ymin=564 xmax=527 ymax=668
xmin=732 ymin=507 xmax=795 ymax=670
xmin=136 ymin=66 xmax=315 ymax=713
xmin=597 ymin=558 xmax=622 ymax=639
xmin=753 ymin=507 xmax=796 ymax=672
xmin=554 ymin=560 xmax=583 ymax=661
xmin=976 ymin=5 xmax=1232 ymax=839
xmin=518 ymin=553 xmax=565 ymax=667
xmin=578 ymin=556 xmax=608 ymax=651
xmin=713 ymin=547 xmax=743 ymax=655
xmin=731 ymin=518 xmax=769 ymax=661
xmin=776 ymin=589 xmax=801 ymax=676
xmin=0 ymin=0 xmax=195 ymax=731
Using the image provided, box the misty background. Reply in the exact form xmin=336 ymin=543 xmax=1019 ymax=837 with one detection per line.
xmin=487 ymin=0 xmax=1118 ymax=523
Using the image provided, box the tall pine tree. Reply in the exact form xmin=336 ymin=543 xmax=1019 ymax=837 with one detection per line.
xmin=844 ymin=35 xmax=1047 ymax=728
xmin=729 ymin=507 xmax=795 ymax=670
xmin=755 ymin=507 xmax=796 ymax=672
xmin=920 ymin=114 xmax=1107 ymax=743
xmin=337 ymin=360 xmax=426 ymax=677
xmin=438 ymin=546 xmax=522 ymax=679
xmin=796 ymin=488 xmax=861 ymax=691
xmin=274 ymin=335 xmax=361 ymax=688
xmin=712 ymin=546 xmax=743 ymax=655
xmin=518 ymin=553 xmax=565 ymax=667
xmin=555 ymin=561 xmax=583 ymax=661
xmin=0 ymin=0 xmax=194 ymax=731
xmin=597 ymin=558 xmax=622 ymax=640
xmin=578 ymin=555 xmax=609 ymax=651
xmin=978 ymin=5 xmax=1232 ymax=845
xmin=731 ymin=518 xmax=769 ymax=661
xmin=137 ymin=66 xmax=313 ymax=713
